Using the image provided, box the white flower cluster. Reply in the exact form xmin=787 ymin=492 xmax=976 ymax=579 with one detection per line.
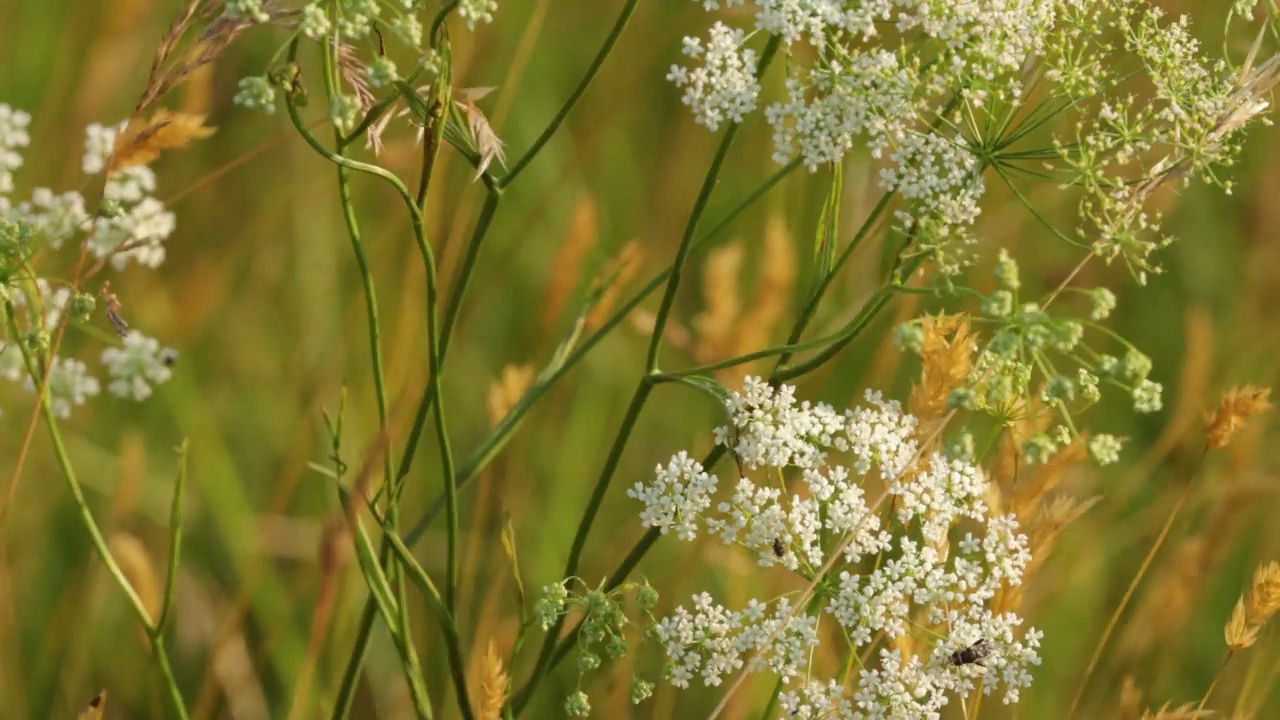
xmin=653 ymin=593 xmax=819 ymax=688
xmin=667 ymin=22 xmax=762 ymax=132
xmin=633 ymin=378 xmax=1041 ymax=715
xmin=675 ymin=0 xmax=1058 ymax=236
xmin=0 ymin=105 xmax=178 ymax=418
xmin=0 ymin=104 xmax=31 ymax=195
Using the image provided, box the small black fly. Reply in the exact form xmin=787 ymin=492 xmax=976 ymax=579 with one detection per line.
xmin=772 ymin=537 xmax=786 ymax=558
xmin=950 ymin=638 xmax=994 ymax=667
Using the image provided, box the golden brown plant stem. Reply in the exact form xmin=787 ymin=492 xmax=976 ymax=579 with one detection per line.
xmin=1195 ymin=651 xmax=1235 ymax=714
xmin=1066 ymin=447 xmax=1209 ymax=719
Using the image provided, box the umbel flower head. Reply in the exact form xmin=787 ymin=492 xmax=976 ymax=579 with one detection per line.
xmin=631 ymin=378 xmax=1042 ymax=716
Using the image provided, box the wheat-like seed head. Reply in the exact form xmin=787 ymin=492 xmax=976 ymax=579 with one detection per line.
xmin=1225 ymin=560 xmax=1280 ymax=651
xmin=1205 ymin=385 xmax=1272 ymax=450
xmin=106 ymin=110 xmax=215 ymax=177
xmin=908 ymin=313 xmax=975 ymax=422
xmin=477 ymin=640 xmax=508 ymax=720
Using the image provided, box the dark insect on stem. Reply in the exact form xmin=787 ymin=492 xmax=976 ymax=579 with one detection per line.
xmin=950 ymin=638 xmax=995 ymax=667
xmin=772 ymin=537 xmax=785 ymax=558
xmin=99 ymin=282 xmax=129 ymax=337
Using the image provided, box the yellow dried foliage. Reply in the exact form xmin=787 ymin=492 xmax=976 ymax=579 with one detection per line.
xmin=477 ymin=640 xmax=509 ymax=720
xmin=1226 ymin=560 xmax=1280 ymax=650
xmin=908 ymin=313 xmax=976 ymax=422
xmin=1205 ymin=385 xmax=1272 ymax=450
xmin=693 ymin=243 xmax=744 ymax=363
xmin=486 ymin=365 xmax=536 ymax=428
xmin=107 ymin=110 xmax=215 ymax=176
xmin=543 ymin=195 xmax=599 ymax=329
xmin=586 ymin=241 xmax=643 ymax=331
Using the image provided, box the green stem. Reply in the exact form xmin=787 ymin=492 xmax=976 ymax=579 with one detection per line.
xmin=397 ymin=190 xmax=500 ymax=486
xmin=514 ymin=40 xmax=783 ymax=713
xmin=776 ymin=189 xmax=893 ymax=369
xmin=645 ymin=35 xmax=782 ymax=371
xmin=402 ymin=140 xmax=799 ymax=545
xmin=5 ymin=303 xmax=190 ymax=720
xmin=498 ymin=0 xmax=641 ymax=188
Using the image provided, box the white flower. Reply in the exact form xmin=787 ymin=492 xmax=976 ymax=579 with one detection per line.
xmin=647 ymin=377 xmax=1040 ymax=712
xmin=101 ymin=331 xmax=176 ymax=401
xmin=629 ymin=451 xmax=719 ymax=541
xmin=82 ymin=122 xmax=120 ymax=175
xmin=668 ymin=22 xmax=761 ymax=131
xmin=1087 ymin=433 xmax=1123 ymax=465
xmin=224 ymin=0 xmax=270 ymax=23
xmin=0 ymin=104 xmax=32 ymax=195
xmin=459 ymin=0 xmax=499 ymax=29
xmin=17 ymin=188 xmax=89 ymax=249
xmin=654 ymin=594 xmax=818 ymax=688
xmin=234 ymin=76 xmax=277 ymax=115
xmin=88 ymin=196 xmax=175 ymax=269
xmin=24 ymin=356 xmax=100 ymax=419
xmin=300 ymin=2 xmax=332 ymax=40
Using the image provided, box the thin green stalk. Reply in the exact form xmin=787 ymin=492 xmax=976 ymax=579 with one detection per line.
xmin=397 ymin=190 xmax=500 ymax=485
xmin=513 ymin=382 xmax=656 ymax=711
xmin=290 ymin=37 xmax=458 ymax=717
xmin=498 ymin=0 xmax=640 ymax=188
xmin=402 ymin=151 xmax=800 ymax=544
xmin=643 ymin=32 xmax=781 ymax=371
xmin=6 ymin=303 xmax=190 ymax=720
xmin=347 ymin=511 xmax=435 ymax=719
xmin=380 ymin=516 xmax=475 ymax=720
xmin=775 ymin=189 xmax=893 ymax=369
xmin=155 ymin=440 xmax=188 ymax=634
xmin=513 ymin=38 xmax=783 ymax=709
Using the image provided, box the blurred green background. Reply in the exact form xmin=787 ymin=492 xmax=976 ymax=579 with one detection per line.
xmin=2 ymin=0 xmax=1280 ymax=717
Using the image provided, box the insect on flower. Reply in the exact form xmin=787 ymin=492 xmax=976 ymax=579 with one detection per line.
xmin=772 ymin=537 xmax=785 ymax=558
xmin=950 ymin=638 xmax=995 ymax=667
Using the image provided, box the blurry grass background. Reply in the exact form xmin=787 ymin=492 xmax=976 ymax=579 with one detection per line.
xmin=2 ymin=0 xmax=1280 ymax=717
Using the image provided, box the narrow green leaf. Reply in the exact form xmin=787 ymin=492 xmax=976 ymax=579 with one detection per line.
xmin=811 ymin=162 xmax=843 ymax=295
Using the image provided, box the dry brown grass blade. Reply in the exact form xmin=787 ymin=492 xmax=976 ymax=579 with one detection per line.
xmin=1205 ymin=386 xmax=1272 ymax=450
xmin=542 ymin=195 xmax=599 ymax=329
xmin=477 ymin=640 xmax=509 ymax=720
xmin=108 ymin=532 xmax=162 ymax=624
xmin=76 ymin=691 xmax=107 ymax=720
xmin=107 ymin=110 xmax=215 ymax=176
xmin=693 ymin=243 xmax=744 ymax=363
xmin=722 ymin=214 xmax=796 ymax=387
xmin=486 ymin=365 xmax=536 ymax=428
xmin=134 ymin=1 xmax=280 ymax=119
xmin=1141 ymin=702 xmax=1215 ymax=719
xmin=586 ymin=241 xmax=643 ymax=331
xmin=908 ymin=313 xmax=976 ymax=422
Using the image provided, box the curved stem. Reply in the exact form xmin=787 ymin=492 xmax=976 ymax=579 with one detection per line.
xmin=5 ymin=303 xmax=190 ymax=720
xmin=498 ymin=0 xmax=641 ymax=188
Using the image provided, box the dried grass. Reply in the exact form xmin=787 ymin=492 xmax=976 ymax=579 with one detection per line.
xmin=1205 ymin=386 xmax=1272 ymax=450
xmin=693 ymin=243 xmax=744 ymax=364
xmin=477 ymin=640 xmax=509 ymax=720
xmin=586 ymin=241 xmax=643 ymax=332
xmin=1226 ymin=561 xmax=1280 ymax=650
xmin=542 ymin=195 xmax=598 ymax=329
xmin=907 ymin=313 xmax=975 ymax=422
xmin=487 ymin=365 xmax=536 ymax=428
xmin=107 ymin=110 xmax=215 ymax=176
